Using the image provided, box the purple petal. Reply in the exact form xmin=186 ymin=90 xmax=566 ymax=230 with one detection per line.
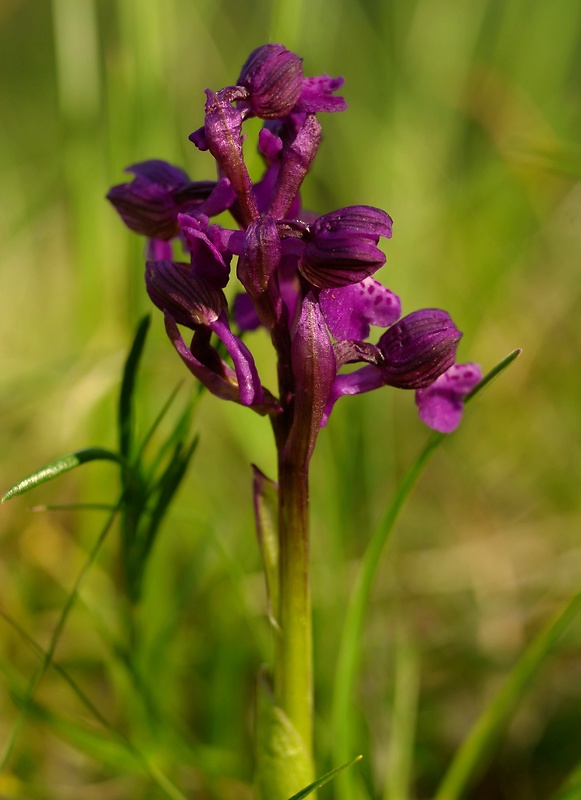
xmin=300 ymin=236 xmax=387 ymax=288
xmin=233 ymin=292 xmax=262 ymax=331
xmin=321 ymin=364 xmax=384 ymax=425
xmin=297 ymin=75 xmax=348 ymax=113
xmin=415 ymin=362 xmax=482 ymax=433
xmin=319 ymin=278 xmax=401 ymax=341
xmin=378 ymin=309 xmax=462 ymax=389
xmin=145 ymin=260 xmax=227 ymax=327
xmin=181 ymin=176 xmax=236 ymax=218
xmin=178 ymin=214 xmax=231 ymax=288
xmin=312 ymin=205 xmax=392 ymax=240
xmin=258 ymin=127 xmax=283 ymax=160
xmin=189 ymin=125 xmax=209 ymax=151
xmin=164 ymin=313 xmax=241 ymax=403
xmin=107 ymin=159 xmax=192 ymax=240
xmin=210 ymin=313 xmax=265 ymax=406
xmin=299 ymin=206 xmax=393 ymax=288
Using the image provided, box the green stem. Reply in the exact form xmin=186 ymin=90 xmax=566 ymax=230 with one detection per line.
xmin=276 ymin=459 xmax=314 ymax=767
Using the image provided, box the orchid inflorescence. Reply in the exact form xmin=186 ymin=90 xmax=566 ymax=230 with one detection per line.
xmin=107 ymin=44 xmax=481 ymax=456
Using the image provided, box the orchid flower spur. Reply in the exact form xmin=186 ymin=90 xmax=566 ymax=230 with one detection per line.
xmin=107 ymin=43 xmax=481 ymax=800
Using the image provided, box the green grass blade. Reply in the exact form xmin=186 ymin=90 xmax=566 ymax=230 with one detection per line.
xmin=287 ymin=755 xmax=363 ymax=800
xmin=433 ymin=590 xmax=581 ymax=800
xmin=141 ymin=435 xmax=199 ymax=561
xmin=332 ymin=349 xmax=522 ymax=800
xmin=382 ymin=629 xmax=420 ymax=800
xmin=2 ymin=447 xmax=121 ymax=502
xmin=0 ymin=498 xmax=122 ymax=770
xmin=119 ymin=314 xmax=151 ymax=460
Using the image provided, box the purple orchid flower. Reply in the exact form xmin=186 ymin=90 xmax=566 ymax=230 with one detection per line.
xmin=106 ymin=160 xmax=234 ymax=240
xmin=107 ymin=44 xmax=479 ymax=437
xmin=321 ymin=309 xmax=466 ymax=428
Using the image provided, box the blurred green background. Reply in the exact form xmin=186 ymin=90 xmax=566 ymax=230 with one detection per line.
xmin=1 ymin=0 xmax=580 ymax=798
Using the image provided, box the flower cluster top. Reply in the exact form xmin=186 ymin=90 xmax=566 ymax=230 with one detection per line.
xmin=108 ymin=44 xmax=481 ymax=461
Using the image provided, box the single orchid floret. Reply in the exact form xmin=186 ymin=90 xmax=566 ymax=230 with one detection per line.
xmin=237 ymin=44 xmax=304 ymax=119
xmin=321 ymin=309 xmax=463 ymax=427
xmin=415 ymin=362 xmax=482 ymax=433
xmin=106 ymin=160 xmax=226 ymax=240
xmin=236 ymin=44 xmax=347 ymax=121
xmin=299 ymin=206 xmax=393 ymax=288
xmin=146 ymin=260 xmax=266 ymax=408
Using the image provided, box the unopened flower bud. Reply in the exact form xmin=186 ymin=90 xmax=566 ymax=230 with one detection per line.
xmin=237 ymin=44 xmax=303 ymax=119
xmin=378 ymin=309 xmax=462 ymax=389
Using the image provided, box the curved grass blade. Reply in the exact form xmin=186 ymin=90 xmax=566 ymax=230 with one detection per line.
xmin=141 ymin=435 xmax=199 ymax=562
xmin=287 ymin=755 xmax=363 ymax=800
xmin=433 ymin=589 xmax=581 ymax=800
xmin=0 ymin=498 xmax=122 ymax=771
xmin=332 ymin=349 xmax=522 ymax=800
xmin=2 ymin=448 xmax=121 ymax=502
xmin=119 ymin=314 xmax=151 ymax=460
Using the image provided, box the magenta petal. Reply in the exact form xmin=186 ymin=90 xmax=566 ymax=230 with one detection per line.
xmin=312 ymin=205 xmax=392 ymax=240
xmin=107 ymin=159 xmax=192 ymax=239
xmin=321 ymin=365 xmax=384 ymax=425
xmin=178 ymin=214 xmax=231 ymax=288
xmin=210 ymin=314 xmax=265 ymax=406
xmin=297 ymin=75 xmax=348 ymax=113
xmin=319 ymin=278 xmax=401 ymax=341
xmin=233 ymin=293 xmax=261 ymax=331
xmin=415 ymin=362 xmax=482 ymax=433
xmin=145 ymin=260 xmax=227 ymax=327
xmin=165 ymin=314 xmax=241 ymax=403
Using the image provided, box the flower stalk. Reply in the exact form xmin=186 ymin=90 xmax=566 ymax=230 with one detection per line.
xmin=276 ymin=459 xmax=313 ymax=764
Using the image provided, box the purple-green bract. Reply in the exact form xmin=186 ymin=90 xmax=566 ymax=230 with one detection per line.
xmin=107 ymin=43 xmax=479 ymax=437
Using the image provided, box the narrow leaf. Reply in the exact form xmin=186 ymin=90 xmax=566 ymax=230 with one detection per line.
xmin=2 ymin=448 xmax=120 ymax=502
xmin=288 ymin=755 xmax=363 ymax=800
xmin=119 ymin=314 xmax=151 ymax=459
xmin=142 ymin=436 xmax=199 ymax=560
xmin=253 ymin=465 xmax=280 ymax=630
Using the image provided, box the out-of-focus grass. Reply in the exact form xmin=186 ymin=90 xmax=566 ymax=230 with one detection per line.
xmin=1 ymin=1 xmax=580 ymax=798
